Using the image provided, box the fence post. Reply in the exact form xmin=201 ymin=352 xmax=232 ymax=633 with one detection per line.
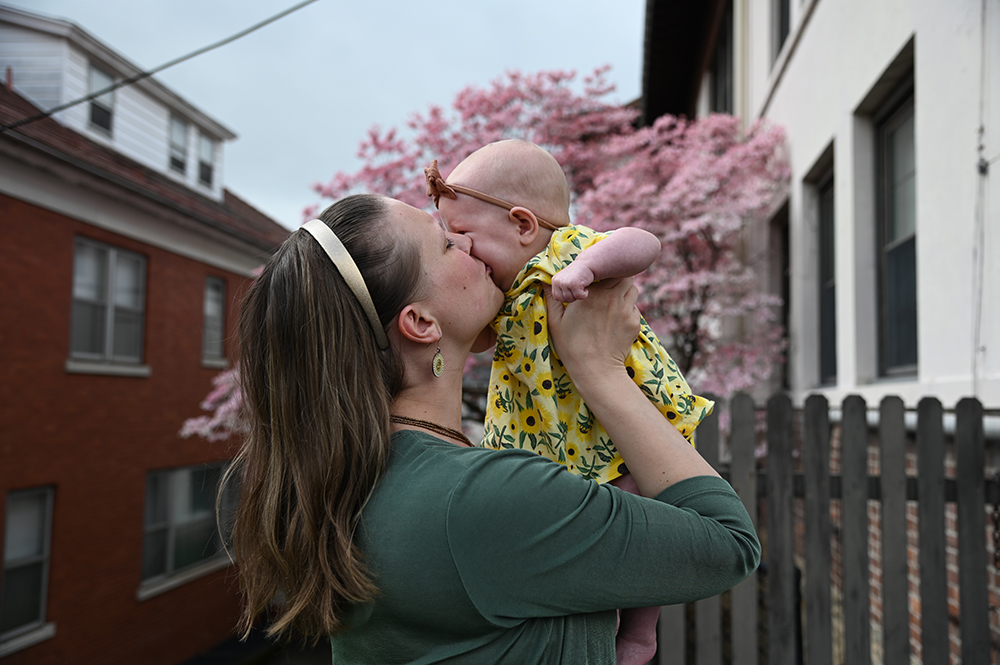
xmin=956 ymin=397 xmax=989 ymax=664
xmin=879 ymin=396 xmax=910 ymax=663
xmin=766 ymin=393 xmax=795 ymax=665
xmin=803 ymin=394 xmax=832 ymax=665
xmin=916 ymin=397 xmax=948 ymax=665
xmin=695 ymin=401 xmax=722 ymax=665
xmin=729 ymin=393 xmax=758 ymax=665
xmin=841 ymin=395 xmax=871 ymax=663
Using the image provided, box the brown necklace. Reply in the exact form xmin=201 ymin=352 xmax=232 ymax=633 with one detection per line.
xmin=390 ymin=415 xmax=474 ymax=447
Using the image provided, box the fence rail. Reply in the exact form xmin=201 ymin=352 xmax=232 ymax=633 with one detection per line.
xmin=652 ymin=392 xmax=996 ymax=665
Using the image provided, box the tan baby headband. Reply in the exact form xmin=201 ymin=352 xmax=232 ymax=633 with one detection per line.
xmin=424 ymin=159 xmax=565 ymax=231
xmin=301 ymin=219 xmax=390 ymax=350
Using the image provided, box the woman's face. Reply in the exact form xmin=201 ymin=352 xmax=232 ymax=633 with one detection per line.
xmin=385 ymin=199 xmax=503 ymax=342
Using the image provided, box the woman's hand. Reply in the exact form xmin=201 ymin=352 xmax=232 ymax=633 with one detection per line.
xmin=545 ymin=276 xmax=639 ymax=384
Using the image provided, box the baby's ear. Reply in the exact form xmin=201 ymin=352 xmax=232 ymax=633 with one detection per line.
xmin=509 ymin=207 xmax=539 ymax=246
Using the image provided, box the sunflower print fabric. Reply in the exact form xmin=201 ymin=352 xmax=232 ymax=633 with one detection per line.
xmin=482 ymin=224 xmax=715 ymax=484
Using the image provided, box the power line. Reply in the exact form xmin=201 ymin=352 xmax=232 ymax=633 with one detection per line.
xmin=0 ymin=0 xmax=321 ymax=134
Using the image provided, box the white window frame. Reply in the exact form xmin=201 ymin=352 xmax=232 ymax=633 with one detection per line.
xmin=169 ymin=116 xmax=189 ymax=175
xmin=0 ymin=487 xmax=55 ymax=652
xmin=87 ymin=63 xmax=114 ymax=134
xmin=198 ymin=134 xmax=215 ymax=188
xmin=140 ymin=464 xmax=236 ymax=598
xmin=69 ymin=238 xmax=147 ymax=367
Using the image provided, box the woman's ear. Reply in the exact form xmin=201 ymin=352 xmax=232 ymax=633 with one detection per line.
xmin=509 ymin=207 xmax=539 ymax=247
xmin=396 ymin=304 xmax=442 ymax=345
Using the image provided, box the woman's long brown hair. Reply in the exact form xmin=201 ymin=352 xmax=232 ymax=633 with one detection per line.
xmin=222 ymin=195 xmax=420 ymax=641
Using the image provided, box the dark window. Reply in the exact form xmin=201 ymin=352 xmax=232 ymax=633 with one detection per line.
xmin=88 ymin=65 xmax=114 ymax=133
xmin=877 ymin=96 xmax=917 ymax=375
xmin=169 ymin=117 xmax=188 ymax=174
xmin=142 ymin=464 xmax=236 ymax=581
xmin=202 ymin=277 xmax=226 ymax=360
xmin=710 ymin=0 xmax=734 ymax=114
xmin=70 ymin=238 xmax=146 ymax=364
xmin=818 ymin=175 xmax=837 ymax=384
xmin=198 ymin=135 xmax=215 ymax=187
xmin=773 ymin=0 xmax=791 ymax=64
xmin=0 ymin=488 xmax=53 ymax=640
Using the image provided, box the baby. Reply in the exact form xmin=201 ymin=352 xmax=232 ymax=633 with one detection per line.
xmin=426 ymin=139 xmax=714 ymax=665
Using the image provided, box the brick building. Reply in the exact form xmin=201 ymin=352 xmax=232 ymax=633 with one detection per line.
xmin=0 ymin=6 xmax=289 ymax=662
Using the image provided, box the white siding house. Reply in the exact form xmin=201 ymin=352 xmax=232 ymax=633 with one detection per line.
xmin=0 ymin=4 xmax=232 ymax=201
xmin=650 ymin=0 xmax=999 ymax=413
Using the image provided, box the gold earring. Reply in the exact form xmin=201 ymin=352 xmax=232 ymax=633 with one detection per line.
xmin=432 ymin=347 xmax=444 ymax=377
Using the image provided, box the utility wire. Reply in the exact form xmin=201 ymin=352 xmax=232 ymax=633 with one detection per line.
xmin=0 ymin=0 xmax=320 ymax=134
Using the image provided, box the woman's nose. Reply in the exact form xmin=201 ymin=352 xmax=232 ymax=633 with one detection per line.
xmin=450 ymin=233 xmax=472 ymax=254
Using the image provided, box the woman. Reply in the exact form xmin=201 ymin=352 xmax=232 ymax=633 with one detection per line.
xmin=227 ymin=193 xmax=759 ymax=663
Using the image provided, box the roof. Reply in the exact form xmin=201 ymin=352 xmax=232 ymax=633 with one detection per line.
xmin=0 ymin=4 xmax=236 ymax=141
xmin=0 ymin=84 xmax=289 ymax=251
xmin=640 ymin=0 xmax=726 ymax=124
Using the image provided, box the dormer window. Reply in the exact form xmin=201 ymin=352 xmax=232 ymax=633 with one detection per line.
xmin=198 ymin=134 xmax=215 ymax=187
xmin=169 ymin=117 xmax=188 ymax=174
xmin=88 ymin=64 xmax=114 ymax=133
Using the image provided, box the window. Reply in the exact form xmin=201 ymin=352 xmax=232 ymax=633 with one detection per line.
xmin=198 ymin=135 xmax=215 ymax=187
xmin=202 ymin=277 xmax=226 ymax=361
xmin=169 ymin=117 xmax=188 ymax=174
xmin=772 ymin=0 xmax=791 ymax=64
xmin=142 ymin=464 xmax=235 ymax=582
xmin=88 ymin=64 xmax=114 ymax=133
xmin=70 ymin=238 xmax=147 ymax=364
xmin=818 ymin=174 xmax=837 ymax=385
xmin=877 ymin=95 xmax=917 ymax=375
xmin=709 ymin=0 xmax=734 ymax=114
xmin=1 ymin=488 xmax=53 ymax=642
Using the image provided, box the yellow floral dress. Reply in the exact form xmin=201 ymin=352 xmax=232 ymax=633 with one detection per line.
xmin=482 ymin=225 xmax=715 ymax=484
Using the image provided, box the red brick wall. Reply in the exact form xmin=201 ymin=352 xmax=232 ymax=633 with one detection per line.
xmin=0 ymin=193 xmax=256 ymax=664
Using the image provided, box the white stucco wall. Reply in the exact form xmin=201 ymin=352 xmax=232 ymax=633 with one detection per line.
xmin=722 ymin=0 xmax=999 ymax=409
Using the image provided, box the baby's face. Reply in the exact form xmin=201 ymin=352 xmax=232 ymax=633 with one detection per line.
xmin=438 ymin=195 xmax=530 ymax=293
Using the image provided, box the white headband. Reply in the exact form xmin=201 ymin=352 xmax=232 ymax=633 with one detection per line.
xmin=301 ymin=219 xmax=390 ymax=350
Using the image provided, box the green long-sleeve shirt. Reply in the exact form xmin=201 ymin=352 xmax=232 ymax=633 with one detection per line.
xmin=331 ymin=430 xmax=759 ymax=664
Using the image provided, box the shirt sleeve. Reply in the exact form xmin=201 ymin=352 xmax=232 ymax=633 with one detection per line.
xmin=444 ymin=449 xmax=760 ymax=626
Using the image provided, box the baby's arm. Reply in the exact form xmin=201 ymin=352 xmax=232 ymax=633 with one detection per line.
xmin=551 ymin=228 xmax=660 ymax=303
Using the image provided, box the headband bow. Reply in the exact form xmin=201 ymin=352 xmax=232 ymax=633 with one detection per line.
xmin=423 ymin=159 xmax=565 ymax=231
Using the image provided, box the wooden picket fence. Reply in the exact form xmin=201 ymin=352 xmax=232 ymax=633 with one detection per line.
xmin=651 ymin=392 xmax=996 ymax=665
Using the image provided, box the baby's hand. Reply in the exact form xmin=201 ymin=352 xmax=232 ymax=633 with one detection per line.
xmin=551 ymin=262 xmax=596 ymax=303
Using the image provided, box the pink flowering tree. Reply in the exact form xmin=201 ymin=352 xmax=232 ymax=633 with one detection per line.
xmin=182 ymin=67 xmax=788 ymax=441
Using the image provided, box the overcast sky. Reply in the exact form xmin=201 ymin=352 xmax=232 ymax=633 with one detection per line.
xmin=12 ymin=0 xmax=647 ymax=229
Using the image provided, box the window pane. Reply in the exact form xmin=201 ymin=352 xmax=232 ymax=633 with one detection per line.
xmin=203 ymin=279 xmax=225 ymax=358
xmin=141 ymin=529 xmax=168 ymax=580
xmin=73 ymin=243 xmax=108 ymax=302
xmin=90 ymin=103 xmax=112 ymax=132
xmin=0 ymin=565 xmax=43 ymax=634
xmin=818 ymin=179 xmax=836 ymax=384
xmin=145 ymin=473 xmax=168 ymax=527
xmin=889 ymin=113 xmax=916 ymax=241
xmin=199 ymin=162 xmax=214 ymax=187
xmin=88 ymin=66 xmax=114 ymax=108
xmin=3 ymin=494 xmax=45 ymax=563
xmin=112 ymin=309 xmax=143 ymax=360
xmin=885 ymin=236 xmax=918 ymax=368
xmin=170 ymin=117 xmax=188 ymax=151
xmin=114 ymin=254 xmax=144 ymax=309
xmin=199 ymin=135 xmax=214 ymax=162
xmin=173 ymin=519 xmax=218 ymax=571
